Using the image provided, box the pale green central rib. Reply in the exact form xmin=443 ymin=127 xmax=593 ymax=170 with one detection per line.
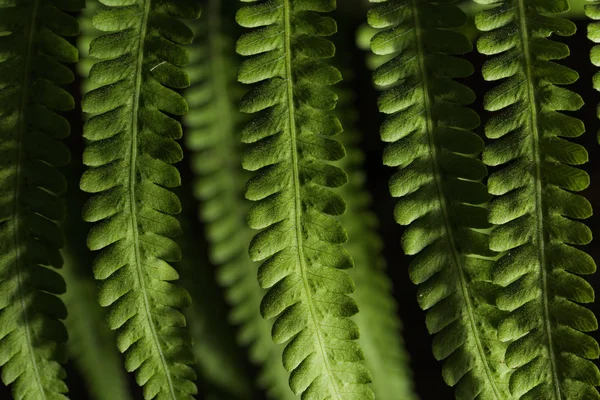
xmin=516 ymin=0 xmax=560 ymax=397
xmin=281 ymin=1 xmax=341 ymax=397
xmin=128 ymin=1 xmax=176 ymax=397
xmin=410 ymin=0 xmax=502 ymax=396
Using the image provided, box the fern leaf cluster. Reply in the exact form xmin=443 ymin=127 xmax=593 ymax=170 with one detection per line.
xmin=76 ymin=0 xmax=100 ymax=93
xmin=79 ymin=0 xmax=201 ymax=397
xmin=65 ymin=9 xmax=132 ymax=399
xmin=183 ymin=1 xmax=293 ymax=398
xmin=182 ymin=8 xmax=255 ymax=395
xmin=367 ymin=0 xmax=512 ymax=398
xmin=236 ymin=1 xmax=374 ymax=398
xmin=2 ymin=0 xmax=600 ymax=397
xmin=176 ymin=217 xmax=254 ymax=400
xmin=588 ymin=0 xmax=600 ymax=144
xmin=334 ymin=87 xmax=416 ymax=400
xmin=332 ymin=10 xmax=415 ymax=391
xmin=476 ymin=0 xmax=600 ymax=397
xmin=0 ymin=0 xmax=81 ymax=397
xmin=62 ymin=250 xmax=131 ymax=400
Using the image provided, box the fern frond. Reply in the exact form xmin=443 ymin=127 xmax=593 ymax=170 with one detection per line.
xmin=588 ymin=0 xmax=600 ymax=144
xmin=335 ymin=91 xmax=417 ymax=400
xmin=64 ymin=11 xmax=132 ymax=399
xmin=177 ymin=217 xmax=254 ymax=399
xmin=79 ymin=0 xmax=201 ymax=398
xmin=356 ymin=24 xmax=393 ymax=73
xmin=0 ymin=0 xmax=81 ymax=397
xmin=62 ymin=252 xmax=132 ymax=400
xmin=476 ymin=0 xmax=600 ymax=398
xmin=62 ymin=163 xmax=131 ymax=400
xmin=76 ymin=0 xmax=100 ymax=93
xmin=367 ymin=0 xmax=511 ymax=398
xmin=236 ymin=1 xmax=373 ymax=398
xmin=333 ymin=6 xmax=415 ymax=390
xmin=184 ymin=1 xmax=293 ymax=398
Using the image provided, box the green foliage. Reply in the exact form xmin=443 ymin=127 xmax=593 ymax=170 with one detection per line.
xmin=236 ymin=0 xmax=374 ymax=398
xmin=334 ymin=88 xmax=416 ymax=400
xmin=588 ymin=0 xmax=600 ymax=143
xmin=65 ymin=7 xmax=132 ymax=399
xmin=367 ymin=0 xmax=512 ymax=398
xmin=476 ymin=0 xmax=600 ymax=398
xmin=62 ymin=248 xmax=132 ymax=400
xmin=183 ymin=1 xmax=293 ymax=398
xmin=1 ymin=0 xmax=600 ymax=398
xmin=176 ymin=217 xmax=254 ymax=400
xmin=333 ymin=4 xmax=415 ymax=390
xmin=76 ymin=0 xmax=100 ymax=93
xmin=61 ymin=122 xmax=130 ymax=400
xmin=0 ymin=0 xmax=81 ymax=397
xmin=79 ymin=0 xmax=201 ymax=398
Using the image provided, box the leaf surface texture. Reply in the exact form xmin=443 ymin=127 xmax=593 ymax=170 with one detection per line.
xmin=184 ymin=0 xmax=293 ymax=398
xmin=476 ymin=0 xmax=600 ymax=397
xmin=0 ymin=0 xmax=80 ymax=397
xmin=588 ymin=0 xmax=600 ymax=145
xmin=333 ymin=84 xmax=417 ymax=400
xmin=367 ymin=0 xmax=511 ymax=398
xmin=236 ymin=0 xmax=373 ymax=398
xmin=80 ymin=0 xmax=201 ymax=398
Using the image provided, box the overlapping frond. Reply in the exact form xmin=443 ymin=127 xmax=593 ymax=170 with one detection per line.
xmin=62 ymin=155 xmax=130 ymax=400
xmin=62 ymin=251 xmax=132 ymax=400
xmin=79 ymin=0 xmax=201 ymax=398
xmin=476 ymin=1 xmax=600 ymax=398
xmin=588 ymin=0 xmax=600 ymax=144
xmin=176 ymin=217 xmax=254 ymax=400
xmin=367 ymin=0 xmax=511 ymax=398
xmin=183 ymin=0 xmax=292 ymax=398
xmin=334 ymin=88 xmax=416 ymax=400
xmin=236 ymin=1 xmax=373 ymax=398
xmin=0 ymin=0 xmax=81 ymax=397
xmin=76 ymin=0 xmax=100 ymax=93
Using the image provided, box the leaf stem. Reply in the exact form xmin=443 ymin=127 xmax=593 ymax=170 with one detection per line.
xmin=515 ymin=0 xmax=561 ymax=396
xmin=128 ymin=0 xmax=177 ymax=397
xmin=410 ymin=1 xmax=502 ymax=396
xmin=282 ymin=1 xmax=341 ymax=397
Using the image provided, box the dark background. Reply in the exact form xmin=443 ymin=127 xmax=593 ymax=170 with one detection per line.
xmin=2 ymin=4 xmax=600 ymax=400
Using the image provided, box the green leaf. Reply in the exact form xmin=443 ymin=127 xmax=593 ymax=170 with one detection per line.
xmin=183 ymin=1 xmax=293 ymax=398
xmin=64 ymin=20 xmax=132 ymax=396
xmin=588 ymin=1 xmax=600 ymax=143
xmin=236 ymin=0 xmax=374 ymax=398
xmin=79 ymin=0 xmax=201 ymax=398
xmin=177 ymin=218 xmax=256 ymax=400
xmin=0 ymin=0 xmax=80 ymax=397
xmin=367 ymin=0 xmax=512 ymax=398
xmin=333 ymin=60 xmax=417 ymax=399
xmin=61 ymin=214 xmax=131 ymax=400
xmin=477 ymin=0 xmax=599 ymax=398
xmin=63 ymin=262 xmax=132 ymax=400
xmin=76 ymin=0 xmax=102 ymax=93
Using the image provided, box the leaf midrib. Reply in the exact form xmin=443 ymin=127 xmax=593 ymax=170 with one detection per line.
xmin=409 ymin=1 xmax=503 ymax=397
xmin=515 ymin=0 xmax=561 ymax=397
xmin=128 ymin=1 xmax=177 ymax=397
xmin=13 ymin=1 xmax=47 ymax=397
xmin=282 ymin=1 xmax=342 ymax=397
